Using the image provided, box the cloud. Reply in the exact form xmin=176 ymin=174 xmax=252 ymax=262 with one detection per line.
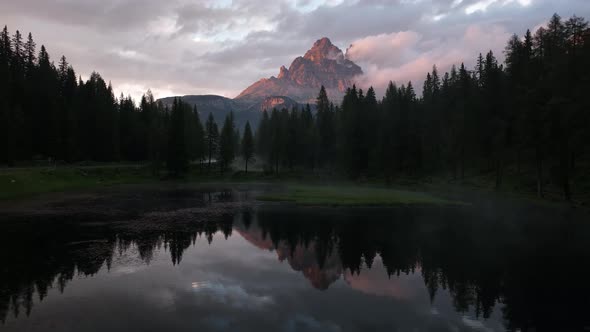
xmin=190 ymin=282 xmax=274 ymax=309
xmin=345 ymin=31 xmax=422 ymax=68
xmin=1 ymin=0 xmax=588 ymax=101
xmin=348 ymin=23 xmax=512 ymax=96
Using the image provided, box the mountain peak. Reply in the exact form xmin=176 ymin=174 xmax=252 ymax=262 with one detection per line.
xmin=236 ymin=37 xmax=362 ymax=104
xmin=278 ymin=65 xmax=289 ymax=79
xmin=304 ymin=37 xmax=344 ymax=63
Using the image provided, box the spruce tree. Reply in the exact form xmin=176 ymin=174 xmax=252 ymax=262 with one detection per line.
xmin=24 ymin=33 xmax=36 ymax=75
xmin=205 ymin=113 xmax=219 ymax=171
xmin=167 ymin=98 xmax=189 ymax=177
xmin=256 ymin=110 xmax=271 ymax=169
xmin=187 ymin=105 xmax=205 ymax=168
xmin=316 ymin=85 xmax=335 ymax=168
xmin=302 ymin=104 xmax=318 ymax=170
xmin=218 ymin=113 xmax=236 ymax=173
xmin=269 ymin=108 xmax=285 ymax=174
xmin=0 ymin=26 xmax=12 ymax=165
xmin=241 ymin=121 xmax=254 ymax=173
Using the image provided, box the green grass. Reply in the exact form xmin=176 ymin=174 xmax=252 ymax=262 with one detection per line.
xmin=256 ymin=184 xmax=463 ymax=206
xmin=0 ymin=167 xmax=152 ymax=200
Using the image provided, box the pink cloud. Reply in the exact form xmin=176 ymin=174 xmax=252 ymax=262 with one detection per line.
xmin=345 ymin=31 xmax=422 ymax=67
xmin=347 ymin=23 xmax=511 ymax=96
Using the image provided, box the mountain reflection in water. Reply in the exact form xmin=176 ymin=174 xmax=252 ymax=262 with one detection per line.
xmin=0 ymin=188 xmax=589 ymax=332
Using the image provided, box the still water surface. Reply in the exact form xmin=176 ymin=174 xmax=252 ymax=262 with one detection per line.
xmin=0 ymin=187 xmax=588 ymax=331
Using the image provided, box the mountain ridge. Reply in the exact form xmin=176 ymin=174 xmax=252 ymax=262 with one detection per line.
xmin=235 ymin=37 xmax=362 ymax=103
xmin=157 ymin=37 xmax=362 ymax=128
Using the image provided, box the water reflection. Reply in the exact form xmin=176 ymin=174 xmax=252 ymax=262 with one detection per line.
xmin=1 ymin=192 xmax=589 ymax=331
xmin=246 ymin=206 xmax=590 ymax=331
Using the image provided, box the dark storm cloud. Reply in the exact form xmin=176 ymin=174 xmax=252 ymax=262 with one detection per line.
xmin=1 ymin=0 xmax=589 ymax=100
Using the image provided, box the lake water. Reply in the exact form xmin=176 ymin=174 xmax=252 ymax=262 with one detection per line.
xmin=1 ymin=186 xmax=589 ymax=331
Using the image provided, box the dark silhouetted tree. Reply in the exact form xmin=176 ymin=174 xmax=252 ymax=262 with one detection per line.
xmin=218 ymin=113 xmax=236 ymax=173
xmin=205 ymin=113 xmax=219 ymax=171
xmin=167 ymin=98 xmax=189 ymax=177
xmin=241 ymin=121 xmax=254 ymax=173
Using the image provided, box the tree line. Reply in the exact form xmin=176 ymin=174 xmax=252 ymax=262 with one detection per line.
xmin=255 ymin=14 xmax=590 ymax=200
xmin=0 ymin=25 xmax=251 ymax=176
xmin=1 ymin=13 xmax=589 ymax=198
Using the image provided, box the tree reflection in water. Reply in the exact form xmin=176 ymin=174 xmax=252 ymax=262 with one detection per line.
xmin=1 ymin=198 xmax=589 ymax=331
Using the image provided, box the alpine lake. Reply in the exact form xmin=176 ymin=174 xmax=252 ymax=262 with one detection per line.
xmin=1 ymin=184 xmax=588 ymax=332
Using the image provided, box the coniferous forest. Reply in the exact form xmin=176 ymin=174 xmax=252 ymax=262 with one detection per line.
xmin=256 ymin=13 xmax=590 ymax=201
xmin=1 ymin=14 xmax=589 ymax=200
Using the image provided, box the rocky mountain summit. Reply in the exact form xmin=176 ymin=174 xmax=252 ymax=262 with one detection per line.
xmin=235 ymin=37 xmax=362 ymax=103
xmin=158 ymin=38 xmax=362 ymax=129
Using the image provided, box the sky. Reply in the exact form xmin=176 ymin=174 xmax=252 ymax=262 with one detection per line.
xmin=2 ymin=0 xmax=589 ymax=101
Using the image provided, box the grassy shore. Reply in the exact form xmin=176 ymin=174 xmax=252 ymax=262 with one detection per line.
xmin=1 ymin=164 xmax=585 ymax=206
xmin=0 ymin=166 xmax=458 ymax=206
xmin=0 ymin=166 xmax=152 ymax=200
xmin=256 ymin=184 xmax=462 ymax=206
xmin=0 ymin=165 xmax=277 ymax=200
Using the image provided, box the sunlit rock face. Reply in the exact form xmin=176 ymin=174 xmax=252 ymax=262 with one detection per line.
xmin=258 ymin=96 xmax=299 ymax=112
xmin=236 ymin=37 xmax=363 ymax=104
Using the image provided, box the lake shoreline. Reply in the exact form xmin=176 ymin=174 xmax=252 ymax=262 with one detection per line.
xmin=0 ymin=165 xmax=586 ymax=209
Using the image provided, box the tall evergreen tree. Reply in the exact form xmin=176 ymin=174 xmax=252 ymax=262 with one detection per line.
xmin=205 ymin=113 xmax=219 ymax=171
xmin=167 ymin=98 xmax=189 ymax=177
xmin=379 ymin=81 xmax=398 ymax=179
xmin=24 ymin=33 xmax=35 ymax=74
xmin=255 ymin=110 xmax=271 ymax=169
xmin=316 ymin=86 xmax=335 ymax=168
xmin=241 ymin=121 xmax=254 ymax=173
xmin=218 ymin=113 xmax=236 ymax=173
xmin=187 ymin=105 xmax=205 ymax=168
xmin=269 ymin=108 xmax=287 ymax=174
xmin=0 ymin=26 xmax=13 ymax=165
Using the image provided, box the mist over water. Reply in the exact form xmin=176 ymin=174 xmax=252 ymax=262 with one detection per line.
xmin=0 ymin=186 xmax=588 ymax=332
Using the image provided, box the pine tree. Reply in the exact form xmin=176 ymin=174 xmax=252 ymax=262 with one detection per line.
xmin=564 ymin=15 xmax=589 ymax=180
xmin=285 ymin=106 xmax=300 ymax=169
xmin=187 ymin=105 xmax=205 ymax=168
xmin=269 ymin=108 xmax=286 ymax=174
xmin=378 ymin=81 xmax=398 ymax=179
xmin=205 ymin=113 xmax=219 ymax=171
xmin=241 ymin=121 xmax=254 ymax=173
xmin=0 ymin=26 xmax=13 ymax=165
xmin=24 ymin=33 xmax=36 ymax=75
xmin=432 ymin=65 xmax=441 ymax=96
xmin=340 ymin=85 xmax=364 ymax=176
xmin=218 ymin=113 xmax=236 ymax=173
xmin=316 ymin=86 xmax=335 ymax=168
xmin=167 ymin=98 xmax=189 ymax=177
xmin=364 ymin=86 xmax=378 ymax=172
xmin=256 ymin=110 xmax=271 ymax=169
xmin=301 ymin=104 xmax=317 ymax=170
xmin=35 ymin=45 xmax=59 ymax=159
xmin=0 ymin=26 xmax=10 ymax=60
xmin=11 ymin=30 xmax=23 ymax=69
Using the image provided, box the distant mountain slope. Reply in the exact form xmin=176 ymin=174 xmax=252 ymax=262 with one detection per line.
xmin=158 ymin=95 xmax=302 ymax=130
